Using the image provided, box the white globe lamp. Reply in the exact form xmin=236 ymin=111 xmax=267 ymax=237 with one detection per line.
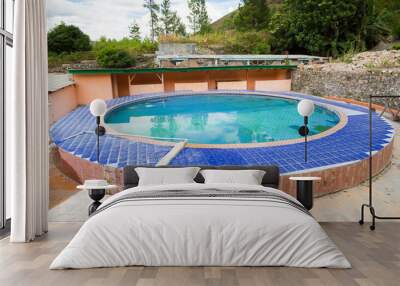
xmin=297 ymin=99 xmax=315 ymax=117
xmin=297 ymin=99 xmax=315 ymax=163
xmin=90 ymin=99 xmax=107 ymax=162
xmin=90 ymin=99 xmax=107 ymax=117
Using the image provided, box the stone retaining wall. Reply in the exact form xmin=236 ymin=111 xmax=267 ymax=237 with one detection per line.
xmin=292 ymin=66 xmax=400 ymax=108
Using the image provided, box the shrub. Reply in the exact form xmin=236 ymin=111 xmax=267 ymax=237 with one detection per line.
xmin=224 ymin=31 xmax=271 ymax=54
xmin=96 ymin=48 xmax=135 ymax=68
xmin=48 ymin=35 xmax=157 ymax=68
xmin=337 ymin=46 xmax=359 ymax=64
xmin=392 ymin=43 xmax=400 ymax=50
xmin=48 ymin=51 xmax=96 ymax=68
xmin=93 ymin=37 xmax=158 ymax=56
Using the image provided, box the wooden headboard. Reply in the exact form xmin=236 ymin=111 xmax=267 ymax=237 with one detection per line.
xmin=123 ymin=165 xmax=280 ymax=190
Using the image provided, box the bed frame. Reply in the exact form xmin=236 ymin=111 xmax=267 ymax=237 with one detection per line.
xmin=123 ymin=165 xmax=280 ymax=190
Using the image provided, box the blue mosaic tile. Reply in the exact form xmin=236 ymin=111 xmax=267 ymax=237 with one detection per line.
xmin=81 ymin=136 xmax=97 ymax=159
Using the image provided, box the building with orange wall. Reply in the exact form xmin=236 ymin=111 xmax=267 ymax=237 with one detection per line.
xmin=69 ymin=65 xmax=296 ymax=105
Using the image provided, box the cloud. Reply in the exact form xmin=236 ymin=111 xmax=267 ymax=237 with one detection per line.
xmin=47 ymin=0 xmax=239 ymax=40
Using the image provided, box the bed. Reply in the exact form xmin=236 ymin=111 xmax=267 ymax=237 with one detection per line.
xmin=50 ymin=165 xmax=350 ymax=269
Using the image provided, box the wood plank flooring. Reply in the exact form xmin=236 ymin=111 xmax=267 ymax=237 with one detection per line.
xmin=0 ymin=222 xmax=399 ymax=286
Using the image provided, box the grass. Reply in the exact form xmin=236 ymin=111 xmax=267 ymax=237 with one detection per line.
xmin=336 ymin=47 xmax=359 ymax=64
xmin=159 ymin=32 xmax=229 ymax=47
xmin=159 ymin=30 xmax=271 ymax=54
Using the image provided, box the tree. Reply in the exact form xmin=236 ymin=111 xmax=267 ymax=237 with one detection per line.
xmin=129 ymin=21 xmax=141 ymax=40
xmin=160 ymin=0 xmax=174 ymax=34
xmin=187 ymin=0 xmax=210 ymax=34
xmin=160 ymin=0 xmax=186 ymax=35
xmin=48 ymin=22 xmax=91 ymax=54
xmin=234 ymin=0 xmax=270 ymax=31
xmin=270 ymin=0 xmax=390 ymax=57
xmin=364 ymin=1 xmax=391 ymax=48
xmin=187 ymin=0 xmax=199 ymax=33
xmin=143 ymin=0 xmax=160 ymax=41
xmin=374 ymin=0 xmax=400 ymax=40
xmin=170 ymin=12 xmax=187 ymax=36
xmin=96 ymin=47 xmax=135 ymax=68
xmin=198 ymin=0 xmax=211 ymax=34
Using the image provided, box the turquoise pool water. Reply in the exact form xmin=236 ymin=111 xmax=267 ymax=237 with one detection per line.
xmin=104 ymin=94 xmax=340 ymax=144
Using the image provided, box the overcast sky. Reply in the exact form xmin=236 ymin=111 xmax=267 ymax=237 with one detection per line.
xmin=47 ymin=0 xmax=239 ymax=40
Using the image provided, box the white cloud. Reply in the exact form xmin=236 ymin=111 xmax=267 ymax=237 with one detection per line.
xmin=47 ymin=0 xmax=240 ymax=40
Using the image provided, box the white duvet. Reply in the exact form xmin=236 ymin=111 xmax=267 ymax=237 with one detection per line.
xmin=50 ymin=183 xmax=351 ymax=269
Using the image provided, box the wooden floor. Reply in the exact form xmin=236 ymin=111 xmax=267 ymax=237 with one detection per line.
xmin=0 ymin=222 xmax=399 ymax=286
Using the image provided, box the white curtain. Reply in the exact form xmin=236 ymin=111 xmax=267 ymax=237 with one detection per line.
xmin=9 ymin=0 xmax=49 ymax=242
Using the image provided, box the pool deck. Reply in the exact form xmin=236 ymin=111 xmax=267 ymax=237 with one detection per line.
xmin=50 ymin=90 xmax=394 ymax=174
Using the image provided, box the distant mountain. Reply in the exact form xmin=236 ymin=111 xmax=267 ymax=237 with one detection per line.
xmin=210 ymin=10 xmax=237 ymax=31
xmin=210 ymin=0 xmax=283 ymax=31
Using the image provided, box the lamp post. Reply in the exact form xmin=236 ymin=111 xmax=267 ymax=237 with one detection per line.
xmin=89 ymin=99 xmax=107 ymax=162
xmin=297 ymin=99 xmax=315 ymax=163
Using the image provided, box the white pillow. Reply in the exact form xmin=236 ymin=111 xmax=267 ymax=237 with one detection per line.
xmin=200 ymin=169 xmax=266 ymax=185
xmin=135 ymin=167 xmax=200 ymax=186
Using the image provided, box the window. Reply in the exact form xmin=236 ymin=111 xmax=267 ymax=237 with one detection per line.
xmin=5 ymin=0 xmax=13 ymax=33
xmin=0 ymin=0 xmax=14 ymax=230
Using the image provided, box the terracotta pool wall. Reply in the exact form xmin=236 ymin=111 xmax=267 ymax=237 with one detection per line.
xmin=56 ymin=138 xmax=393 ymax=197
xmin=48 ymin=84 xmax=78 ymax=125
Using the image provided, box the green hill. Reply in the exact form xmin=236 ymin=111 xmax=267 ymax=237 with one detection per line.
xmin=210 ymin=10 xmax=237 ymax=31
xmin=210 ymin=0 xmax=283 ymax=32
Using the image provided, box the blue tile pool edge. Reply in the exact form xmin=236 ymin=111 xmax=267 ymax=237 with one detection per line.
xmin=50 ymin=90 xmax=394 ymax=175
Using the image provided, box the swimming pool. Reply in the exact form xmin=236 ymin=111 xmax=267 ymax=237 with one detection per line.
xmin=104 ymin=94 xmax=340 ymax=144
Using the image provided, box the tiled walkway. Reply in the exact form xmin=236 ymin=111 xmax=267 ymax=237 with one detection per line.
xmin=50 ymin=91 xmax=394 ymax=174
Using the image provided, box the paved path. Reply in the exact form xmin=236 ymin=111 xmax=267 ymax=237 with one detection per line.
xmin=311 ymin=121 xmax=400 ymax=222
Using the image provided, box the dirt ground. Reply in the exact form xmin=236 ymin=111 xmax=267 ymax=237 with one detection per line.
xmin=49 ymin=163 xmax=79 ymax=209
